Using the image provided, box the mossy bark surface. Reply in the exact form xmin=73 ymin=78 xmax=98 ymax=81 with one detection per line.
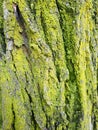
xmin=0 ymin=0 xmax=98 ymax=130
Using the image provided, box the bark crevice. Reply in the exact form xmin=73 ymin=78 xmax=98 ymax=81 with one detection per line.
xmin=24 ymin=72 xmax=37 ymax=129
xmin=12 ymin=103 xmax=15 ymax=130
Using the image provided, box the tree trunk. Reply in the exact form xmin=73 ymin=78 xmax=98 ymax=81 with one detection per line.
xmin=0 ymin=0 xmax=98 ymax=130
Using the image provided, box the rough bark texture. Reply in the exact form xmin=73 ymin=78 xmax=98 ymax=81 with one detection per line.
xmin=0 ymin=0 xmax=98 ymax=130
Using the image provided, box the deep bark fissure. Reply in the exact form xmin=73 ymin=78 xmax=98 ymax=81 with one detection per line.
xmin=12 ymin=103 xmax=15 ymax=130
xmin=0 ymin=30 xmax=6 ymax=54
xmin=25 ymin=87 xmax=37 ymax=129
xmin=0 ymin=24 xmax=6 ymax=58
xmin=25 ymin=72 xmax=37 ymax=129
xmin=13 ymin=3 xmax=25 ymax=30
xmin=93 ymin=114 xmax=96 ymax=130
xmin=13 ymin=3 xmax=30 ymax=51
xmin=0 ymin=0 xmax=6 ymax=56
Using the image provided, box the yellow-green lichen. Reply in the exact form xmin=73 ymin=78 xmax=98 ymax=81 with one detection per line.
xmin=1 ymin=0 xmax=98 ymax=130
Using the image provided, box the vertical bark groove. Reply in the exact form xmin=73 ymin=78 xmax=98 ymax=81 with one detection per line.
xmin=12 ymin=103 xmax=15 ymax=130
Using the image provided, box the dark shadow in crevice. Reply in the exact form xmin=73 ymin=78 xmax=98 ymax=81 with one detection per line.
xmin=25 ymin=72 xmax=37 ymax=130
xmin=12 ymin=103 xmax=15 ymax=130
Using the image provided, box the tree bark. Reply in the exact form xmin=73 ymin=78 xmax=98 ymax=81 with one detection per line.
xmin=0 ymin=0 xmax=98 ymax=130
